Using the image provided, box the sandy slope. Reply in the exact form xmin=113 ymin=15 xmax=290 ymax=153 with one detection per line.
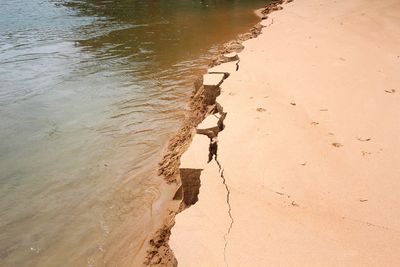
xmin=170 ymin=0 xmax=400 ymax=266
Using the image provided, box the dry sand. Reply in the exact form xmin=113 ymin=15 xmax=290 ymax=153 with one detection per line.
xmin=170 ymin=0 xmax=400 ymax=266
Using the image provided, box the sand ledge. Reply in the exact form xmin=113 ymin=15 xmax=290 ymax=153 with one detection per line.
xmin=142 ymin=1 xmax=293 ymax=266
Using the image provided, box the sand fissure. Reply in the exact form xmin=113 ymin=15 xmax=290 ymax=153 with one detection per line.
xmin=218 ymin=168 xmax=234 ymax=267
xmin=197 ymin=102 xmax=233 ymax=266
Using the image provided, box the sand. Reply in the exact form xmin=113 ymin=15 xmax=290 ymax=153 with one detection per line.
xmin=169 ymin=0 xmax=400 ymax=266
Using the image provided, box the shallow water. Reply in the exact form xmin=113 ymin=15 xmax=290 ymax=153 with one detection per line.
xmin=0 ymin=0 xmax=267 ymax=265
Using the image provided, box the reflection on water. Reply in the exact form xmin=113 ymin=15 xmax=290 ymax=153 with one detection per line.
xmin=0 ymin=0 xmax=266 ymax=265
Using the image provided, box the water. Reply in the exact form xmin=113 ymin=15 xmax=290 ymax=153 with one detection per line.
xmin=0 ymin=0 xmax=267 ymax=265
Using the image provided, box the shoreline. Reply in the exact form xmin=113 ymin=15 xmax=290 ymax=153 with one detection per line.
xmin=141 ymin=1 xmax=292 ymax=266
xmin=169 ymin=0 xmax=400 ymax=266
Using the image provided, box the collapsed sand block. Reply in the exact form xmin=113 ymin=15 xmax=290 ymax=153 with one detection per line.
xmin=197 ymin=114 xmax=220 ymax=130
xmin=202 ymin=73 xmax=225 ymax=106
xmin=209 ymin=45 xmax=241 ymax=67
xmin=208 ymin=61 xmax=238 ymax=74
xmin=177 ymin=168 xmax=202 ymax=208
xmin=222 ymin=52 xmax=239 ymax=62
xmin=203 ymin=73 xmax=225 ymax=89
xmin=180 ymin=134 xmax=209 ymax=170
xmin=260 ymin=18 xmax=273 ymax=27
xmin=170 ymin=161 xmax=229 ymax=267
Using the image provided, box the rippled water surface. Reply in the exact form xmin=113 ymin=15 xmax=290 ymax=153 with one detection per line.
xmin=0 ymin=0 xmax=267 ymax=265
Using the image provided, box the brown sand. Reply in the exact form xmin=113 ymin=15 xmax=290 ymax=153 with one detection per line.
xmin=170 ymin=0 xmax=400 ymax=266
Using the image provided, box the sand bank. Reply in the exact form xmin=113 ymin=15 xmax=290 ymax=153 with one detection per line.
xmin=170 ymin=0 xmax=400 ymax=266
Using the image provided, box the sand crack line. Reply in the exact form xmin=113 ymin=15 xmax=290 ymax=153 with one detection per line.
xmin=217 ymin=163 xmax=233 ymax=267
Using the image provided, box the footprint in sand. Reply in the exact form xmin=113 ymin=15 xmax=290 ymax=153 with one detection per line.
xmin=332 ymin=142 xmax=343 ymax=148
xmin=357 ymin=137 xmax=371 ymax=142
xmin=256 ymin=108 xmax=266 ymax=112
xmin=310 ymin=121 xmax=319 ymax=126
xmin=362 ymin=151 xmax=372 ymax=156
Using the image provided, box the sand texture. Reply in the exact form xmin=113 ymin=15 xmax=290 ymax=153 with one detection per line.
xmin=170 ymin=0 xmax=400 ymax=266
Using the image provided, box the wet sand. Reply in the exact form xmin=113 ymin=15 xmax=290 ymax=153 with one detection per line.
xmin=169 ymin=0 xmax=400 ymax=266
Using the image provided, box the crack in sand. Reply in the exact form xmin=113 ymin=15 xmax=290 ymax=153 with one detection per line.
xmin=219 ymin=167 xmax=234 ymax=267
xmin=221 ymin=170 xmax=235 ymax=266
xmin=197 ymin=117 xmax=233 ymax=266
xmin=197 ymin=101 xmax=232 ymax=266
xmin=341 ymin=216 xmax=399 ymax=233
xmin=195 ymin=97 xmax=232 ymax=266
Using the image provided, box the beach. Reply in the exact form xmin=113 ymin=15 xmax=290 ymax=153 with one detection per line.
xmin=164 ymin=0 xmax=400 ymax=266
